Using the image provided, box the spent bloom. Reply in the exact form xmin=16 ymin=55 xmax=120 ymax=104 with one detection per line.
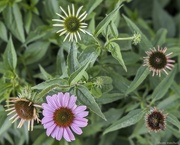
xmin=42 ymin=92 xmax=88 ymax=142
xmin=52 ymin=4 xmax=88 ymax=42
xmin=5 ymin=87 xmax=42 ymax=131
xmin=145 ymin=107 xmax=167 ymax=133
xmin=143 ymin=46 xmax=175 ymax=77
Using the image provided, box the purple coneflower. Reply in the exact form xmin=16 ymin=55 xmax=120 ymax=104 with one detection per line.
xmin=143 ymin=46 xmax=175 ymax=77
xmin=42 ymin=92 xmax=88 ymax=142
xmin=52 ymin=4 xmax=88 ymax=42
xmin=5 ymin=97 xmax=41 ymax=131
xmin=145 ymin=107 xmax=167 ymax=133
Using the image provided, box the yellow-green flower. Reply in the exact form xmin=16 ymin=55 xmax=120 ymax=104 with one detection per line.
xmin=52 ymin=4 xmax=88 ymax=42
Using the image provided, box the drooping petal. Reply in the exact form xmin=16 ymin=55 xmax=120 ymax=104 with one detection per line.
xmin=76 ymin=111 xmax=89 ymax=118
xmin=42 ymin=103 xmax=55 ymax=112
xmin=66 ymin=127 xmax=75 ymax=141
xmin=63 ymin=128 xmax=71 ymax=142
xmin=42 ymin=110 xmax=54 ymax=117
xmin=42 ymin=117 xmax=53 ymax=124
xmin=71 ymin=124 xmax=83 ymax=135
xmin=46 ymin=96 xmax=57 ymax=108
xmin=43 ymin=120 xmax=55 ymax=129
xmin=51 ymin=125 xmax=60 ymax=138
xmin=67 ymin=95 xmax=77 ymax=109
xmin=73 ymin=106 xmax=87 ymax=114
xmin=46 ymin=124 xmax=56 ymax=136
xmin=56 ymin=127 xmax=64 ymax=141
xmin=73 ymin=118 xmax=88 ymax=127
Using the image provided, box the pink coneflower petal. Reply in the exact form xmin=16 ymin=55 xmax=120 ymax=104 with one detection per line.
xmin=51 ymin=126 xmax=60 ymax=138
xmin=63 ymin=93 xmax=70 ymax=107
xmin=71 ymin=124 xmax=82 ymax=135
xmin=42 ymin=103 xmax=55 ymax=112
xmin=42 ymin=92 xmax=88 ymax=142
xmin=66 ymin=127 xmax=75 ymax=141
xmin=42 ymin=117 xmax=53 ymax=124
xmin=63 ymin=128 xmax=71 ymax=142
xmin=76 ymin=111 xmax=89 ymax=118
xmin=73 ymin=106 xmax=87 ymax=114
xmin=68 ymin=95 xmax=77 ymax=108
xmin=47 ymin=124 xmax=56 ymax=136
xmin=44 ymin=121 xmax=55 ymax=129
xmin=57 ymin=127 xmax=64 ymax=141
xmin=73 ymin=118 xmax=88 ymax=127
xmin=57 ymin=92 xmax=64 ymax=106
xmin=42 ymin=110 xmax=53 ymax=117
xmin=46 ymin=96 xmax=57 ymax=108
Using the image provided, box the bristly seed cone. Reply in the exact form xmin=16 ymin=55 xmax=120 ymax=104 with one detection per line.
xmin=5 ymin=97 xmax=42 ymax=131
xmin=145 ymin=107 xmax=168 ymax=133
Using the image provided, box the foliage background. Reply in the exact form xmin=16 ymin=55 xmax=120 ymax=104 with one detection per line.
xmin=0 ymin=0 xmax=180 ymax=145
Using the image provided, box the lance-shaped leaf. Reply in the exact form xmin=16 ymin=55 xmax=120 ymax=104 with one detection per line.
xmin=126 ymin=66 xmax=149 ymax=95
xmin=107 ymin=42 xmax=127 ymax=71
xmin=76 ymin=85 xmax=106 ymax=120
xmin=3 ymin=37 xmax=17 ymax=70
xmin=103 ymin=109 xmax=144 ymax=134
xmin=94 ymin=4 xmax=121 ymax=37
xmin=151 ymin=66 xmax=176 ymax=103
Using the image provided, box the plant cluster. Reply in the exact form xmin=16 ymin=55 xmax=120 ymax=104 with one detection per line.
xmin=0 ymin=0 xmax=180 ymax=145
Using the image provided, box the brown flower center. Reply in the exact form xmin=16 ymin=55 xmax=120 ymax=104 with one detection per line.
xmin=53 ymin=107 xmax=74 ymax=127
xmin=15 ymin=100 xmax=34 ymax=120
xmin=147 ymin=111 xmax=165 ymax=130
xmin=64 ymin=16 xmax=80 ymax=32
xmin=149 ymin=52 xmax=167 ymax=69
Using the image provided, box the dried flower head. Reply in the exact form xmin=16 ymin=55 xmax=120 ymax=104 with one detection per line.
xmin=42 ymin=92 xmax=88 ymax=142
xmin=52 ymin=4 xmax=88 ymax=42
xmin=5 ymin=87 xmax=42 ymax=131
xmin=145 ymin=107 xmax=167 ymax=133
xmin=143 ymin=46 xmax=175 ymax=77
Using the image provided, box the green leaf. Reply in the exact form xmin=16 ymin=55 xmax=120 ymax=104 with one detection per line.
xmin=36 ymin=84 xmax=68 ymax=99
xmin=167 ymin=114 xmax=180 ymax=130
xmin=24 ymin=11 xmax=32 ymax=33
xmin=0 ymin=1 xmax=7 ymax=13
xmin=24 ymin=26 xmax=49 ymax=45
xmin=78 ymin=46 xmax=100 ymax=66
xmin=39 ymin=65 xmax=52 ymax=80
xmin=107 ymin=42 xmax=127 ymax=71
xmin=123 ymin=15 xmax=153 ymax=51
xmin=153 ymin=0 xmax=175 ymax=37
xmin=3 ymin=37 xmax=17 ymax=70
xmin=67 ymin=42 xmax=79 ymax=75
xmin=151 ymin=66 xmax=176 ymax=103
xmin=0 ymin=21 xmax=8 ymax=41
xmin=109 ymin=21 xmax=119 ymax=38
xmin=86 ymin=0 xmax=103 ymax=14
xmin=96 ymin=93 xmax=124 ymax=104
xmin=152 ymin=28 xmax=167 ymax=46
xmin=32 ymin=78 xmax=68 ymax=90
xmin=95 ymin=4 xmax=121 ymax=36
xmin=23 ymin=41 xmax=49 ymax=65
xmin=0 ymin=116 xmax=12 ymax=136
xmin=103 ymin=109 xmax=144 ymax=134
xmin=166 ymin=46 xmax=180 ymax=57
xmin=68 ymin=60 xmax=90 ymax=85
xmin=3 ymin=4 xmax=25 ymax=42
xmin=126 ymin=66 xmax=149 ymax=95
xmin=56 ymin=48 xmax=67 ymax=77
xmin=76 ymin=85 xmax=106 ymax=120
